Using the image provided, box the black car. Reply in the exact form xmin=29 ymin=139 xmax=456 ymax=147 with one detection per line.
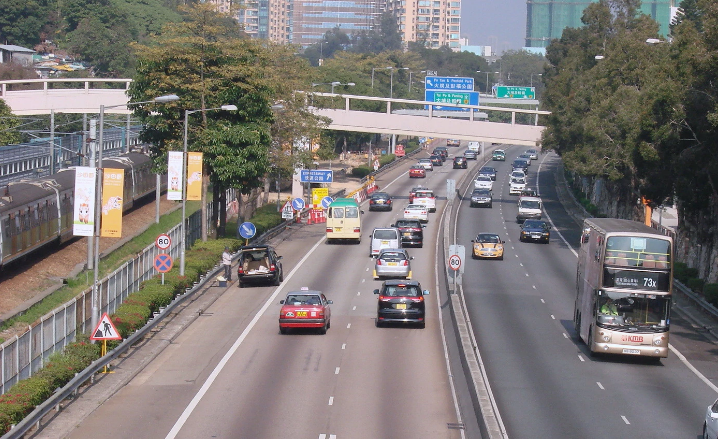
xmin=237 ymin=245 xmax=284 ymax=287
xmin=478 ymin=166 xmax=497 ymax=181
xmin=433 ymin=147 xmax=449 ymax=160
xmin=374 ymin=280 xmax=430 ymax=328
xmin=469 ymin=188 xmax=493 ymax=208
xmin=430 ymin=154 xmax=443 ymax=166
xmin=453 ymin=156 xmax=467 ymax=169
xmin=512 ymin=159 xmax=530 ymax=174
xmin=392 ymin=218 xmax=425 ymax=247
xmin=369 ymin=192 xmax=393 ymax=211
xmin=519 ymin=219 xmax=551 ymax=243
xmin=464 ymin=150 xmax=478 ymax=160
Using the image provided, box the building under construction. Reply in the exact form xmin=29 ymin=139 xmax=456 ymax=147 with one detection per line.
xmin=525 ymin=0 xmax=677 ymax=48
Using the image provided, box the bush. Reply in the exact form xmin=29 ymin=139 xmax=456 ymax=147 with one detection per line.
xmin=379 ymin=154 xmax=395 ymax=166
xmin=351 ymin=166 xmax=372 ymax=178
xmin=673 ymin=262 xmax=698 ymax=283
xmin=688 ymin=277 xmax=705 ymax=294
xmin=112 ymin=303 xmax=152 ymax=338
xmin=704 ymin=284 xmax=718 ymax=307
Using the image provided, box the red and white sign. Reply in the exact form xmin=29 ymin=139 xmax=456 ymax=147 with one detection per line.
xmin=448 ymin=254 xmax=462 ymax=271
xmin=90 ymin=312 xmax=122 ymax=340
xmin=155 ymin=233 xmax=171 ymax=250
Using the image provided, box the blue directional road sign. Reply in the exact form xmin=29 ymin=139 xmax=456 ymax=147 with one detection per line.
xmin=292 ymin=198 xmax=306 ymax=211
xmin=425 ymin=90 xmax=480 ymax=111
xmin=424 ymin=76 xmax=475 ymax=91
xmin=320 ymin=196 xmax=333 ymax=209
xmin=239 ymin=222 xmax=256 ymax=239
xmin=300 ymin=169 xmax=333 ymax=183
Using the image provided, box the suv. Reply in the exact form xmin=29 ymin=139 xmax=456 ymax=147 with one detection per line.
xmin=512 ymin=159 xmax=530 ymax=173
xmin=453 ymin=156 xmax=467 ymax=169
xmin=237 ymin=245 xmax=283 ymax=288
xmin=374 ymin=280 xmax=430 ymax=328
xmin=392 ymin=218 xmax=425 ymax=247
xmin=433 ymin=146 xmax=449 ymax=160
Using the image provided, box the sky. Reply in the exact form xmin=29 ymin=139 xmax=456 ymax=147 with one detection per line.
xmin=461 ymin=0 xmax=528 ymax=53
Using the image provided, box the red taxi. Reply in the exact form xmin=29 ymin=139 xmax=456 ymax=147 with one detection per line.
xmin=279 ymin=287 xmax=332 ymax=334
xmin=409 ymin=165 xmax=426 ymax=178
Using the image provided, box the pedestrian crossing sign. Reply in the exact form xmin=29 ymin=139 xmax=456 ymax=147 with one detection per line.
xmin=90 ymin=312 xmax=122 ymax=341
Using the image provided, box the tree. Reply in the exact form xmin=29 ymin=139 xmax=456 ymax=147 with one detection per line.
xmin=0 ymin=100 xmax=21 ymax=146
xmin=0 ymin=0 xmax=49 ymax=47
xmin=66 ymin=16 xmax=137 ymax=76
xmin=350 ymin=12 xmax=403 ymax=54
xmin=129 ymin=3 xmax=275 ymax=237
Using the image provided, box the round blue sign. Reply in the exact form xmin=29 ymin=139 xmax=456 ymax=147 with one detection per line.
xmin=292 ymin=198 xmax=306 ymax=211
xmin=239 ymin=222 xmax=256 ymax=239
xmin=320 ymin=196 xmax=333 ymax=209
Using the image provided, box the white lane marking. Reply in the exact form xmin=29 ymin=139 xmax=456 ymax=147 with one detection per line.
xmin=539 ymin=154 xmax=718 ymax=394
xmin=533 ymin=285 xmax=537 ymax=290
xmin=347 ymin=323 xmax=351 ymax=329
xmin=563 ymin=333 xmax=569 ymax=339
xmin=578 ymin=355 xmax=585 ymax=362
xmin=319 ymin=435 xmax=326 ymax=439
xmin=540 ymin=298 xmax=545 ymax=303
xmin=597 ymin=382 xmax=604 ymax=390
xmin=550 ymin=315 xmax=556 ymax=320
xmin=365 ymin=267 xmax=369 ymax=271
xmin=519 ymin=263 xmax=524 ymax=267
xmin=525 ymin=273 xmax=529 ymax=277
xmin=335 ymin=367 xmax=340 ymax=375
xmin=352 ymin=306 xmax=356 ymax=311
xmin=341 ymin=343 xmax=346 ymax=350
xmin=164 ymin=236 xmax=328 ymax=439
xmin=361 ymin=279 xmax=365 ymax=283
xmin=328 ymin=396 xmax=334 ymax=406
xmin=621 ymin=416 xmax=630 ymax=425
xmin=536 ymin=154 xmax=578 ymax=257
xmin=357 ymin=291 xmax=361 ymax=296
xmin=669 ymin=344 xmax=718 ymax=393
xmin=330 ymin=436 xmax=336 ymax=439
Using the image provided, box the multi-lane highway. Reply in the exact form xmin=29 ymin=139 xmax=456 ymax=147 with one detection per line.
xmin=48 ymin=143 xmax=718 ymax=439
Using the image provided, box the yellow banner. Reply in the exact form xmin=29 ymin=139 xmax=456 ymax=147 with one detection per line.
xmin=187 ymin=152 xmax=203 ymax=201
xmin=100 ymin=168 xmax=124 ymax=238
xmin=312 ymin=187 xmax=329 ymax=208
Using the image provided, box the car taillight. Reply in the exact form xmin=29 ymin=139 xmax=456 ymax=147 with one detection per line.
xmin=387 ymin=199 xmax=392 ymax=204
xmin=270 ymin=264 xmax=276 ymax=272
xmin=238 ymin=267 xmax=244 ymax=274
xmin=376 ymin=259 xmax=382 ymax=265
xmin=354 ymin=228 xmax=360 ymax=233
xmin=411 ymin=296 xmax=424 ymax=302
xmin=379 ymin=296 xmax=392 ymax=302
xmin=326 ymin=228 xmax=332 ymax=233
xmin=401 ymin=260 xmax=408 ymax=266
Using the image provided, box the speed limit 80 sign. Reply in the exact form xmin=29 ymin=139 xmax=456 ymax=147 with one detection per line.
xmin=155 ymin=233 xmax=171 ymax=250
xmin=448 ymin=254 xmax=462 ymax=271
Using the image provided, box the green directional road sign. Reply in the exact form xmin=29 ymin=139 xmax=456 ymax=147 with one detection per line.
xmin=496 ymin=86 xmax=536 ymax=99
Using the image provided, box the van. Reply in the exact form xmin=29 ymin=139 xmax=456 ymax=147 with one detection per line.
xmin=326 ymin=198 xmax=362 ymax=244
xmin=467 ymin=141 xmax=481 ymax=152
xmin=516 ymin=196 xmax=542 ymax=222
xmin=369 ymin=227 xmax=401 ymax=257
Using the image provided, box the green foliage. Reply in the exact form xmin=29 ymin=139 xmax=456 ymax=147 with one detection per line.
xmin=249 ymin=204 xmax=283 ymax=236
xmin=0 ymin=0 xmax=48 ymax=47
xmin=674 ymin=262 xmax=698 ymax=283
xmin=688 ymin=277 xmax=705 ymax=293
xmin=351 ymin=166 xmax=372 ymax=178
xmin=112 ymin=303 xmax=152 ymax=338
xmin=0 ymin=99 xmax=22 ymax=146
xmin=704 ymin=283 xmax=718 ymax=306
xmin=379 ymin=154 xmax=395 ymax=166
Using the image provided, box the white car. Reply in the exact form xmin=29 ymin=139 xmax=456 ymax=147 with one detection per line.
xmin=403 ymin=204 xmax=429 ymax=223
xmin=418 ymin=159 xmax=434 ymax=171
xmin=510 ymin=170 xmax=526 ymax=180
xmin=474 ymin=175 xmax=494 ymax=191
xmin=705 ymin=398 xmax=718 ymax=439
xmin=509 ymin=177 xmax=527 ymax=195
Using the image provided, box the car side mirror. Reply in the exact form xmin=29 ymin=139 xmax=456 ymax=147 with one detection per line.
xmin=423 ymin=290 xmax=430 ymax=295
xmin=373 ymin=289 xmax=380 ymax=295
xmin=327 ymin=300 xmax=333 ymax=304
xmin=279 ymin=300 xmax=285 ymax=304
xmin=361 ymin=210 xmax=365 ymax=214
xmin=390 ymin=224 xmax=395 ymax=227
xmin=410 ymin=256 xmax=415 ymax=260
xmin=277 ymin=255 xmax=283 ymax=260
xmin=501 ymin=240 xmax=505 ymax=244
xmin=422 ymin=225 xmax=426 ymax=228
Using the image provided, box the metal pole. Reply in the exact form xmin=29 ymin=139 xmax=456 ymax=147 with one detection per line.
xmin=91 ymin=105 xmax=105 ymax=333
xmin=125 ymin=114 xmax=131 ymax=153
xmin=486 ymin=73 xmax=490 ymax=93
xmin=156 ymin=173 xmax=160 ymax=223
xmin=180 ymin=110 xmax=189 ymax=276
xmin=371 ymin=68 xmax=375 ymax=88
xmin=390 ymin=70 xmax=394 ymax=99
xmin=87 ymin=119 xmax=96 ymax=270
xmin=50 ymin=110 xmax=55 ymax=174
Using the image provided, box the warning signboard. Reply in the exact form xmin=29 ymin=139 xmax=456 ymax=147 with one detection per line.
xmin=90 ymin=312 xmax=122 ymax=340
xmin=281 ymin=200 xmax=294 ymax=219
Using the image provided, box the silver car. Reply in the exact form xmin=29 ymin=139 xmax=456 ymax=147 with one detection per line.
xmin=705 ymin=398 xmax=718 ymax=439
xmin=373 ymin=248 xmax=413 ymax=279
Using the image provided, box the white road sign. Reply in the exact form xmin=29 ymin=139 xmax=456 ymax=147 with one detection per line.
xmin=448 ymin=254 xmax=462 ymax=271
xmin=155 ymin=233 xmax=171 ymax=250
xmin=281 ymin=201 xmax=294 ymax=219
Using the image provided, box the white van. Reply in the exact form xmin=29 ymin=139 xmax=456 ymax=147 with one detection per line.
xmin=467 ymin=141 xmax=481 ymax=152
xmin=516 ymin=196 xmax=542 ymax=222
xmin=369 ymin=228 xmax=401 ymax=257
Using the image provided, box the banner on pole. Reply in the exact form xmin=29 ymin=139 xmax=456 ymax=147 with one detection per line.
xmin=100 ymin=168 xmax=124 ymax=237
xmin=72 ymin=166 xmax=96 ymax=237
xmin=187 ymin=152 xmax=203 ymax=201
xmin=167 ymin=151 xmax=183 ymax=201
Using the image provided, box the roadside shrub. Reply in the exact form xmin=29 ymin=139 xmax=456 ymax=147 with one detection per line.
xmin=704 ymin=284 xmax=718 ymax=307
xmin=673 ymin=262 xmax=689 ymax=283
xmin=250 ymin=205 xmax=282 ymax=235
xmin=134 ymin=281 xmax=174 ymax=311
xmin=0 ymin=375 xmax=54 ymax=429
xmin=379 ymin=154 xmax=395 ymax=166
xmin=112 ymin=303 xmax=152 ymax=338
xmin=688 ymin=277 xmax=705 ymax=294
xmin=351 ymin=166 xmax=372 ymax=178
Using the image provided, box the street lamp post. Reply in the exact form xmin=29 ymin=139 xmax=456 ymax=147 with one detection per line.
xmin=92 ymin=93 xmax=179 ymax=333
xmin=477 ymin=71 xmax=499 ymax=94
xmin=408 ymin=70 xmax=426 ymax=93
xmin=311 ymin=82 xmax=355 ymax=94
xmin=389 ymin=67 xmax=409 ymax=99
xmin=371 ymin=66 xmax=392 ymax=89
xmin=530 ymin=73 xmax=543 ymax=87
xmin=180 ymin=104 xmax=238 ymax=277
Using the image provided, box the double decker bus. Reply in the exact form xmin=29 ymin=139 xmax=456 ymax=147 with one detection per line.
xmin=574 ymin=218 xmax=673 ymax=358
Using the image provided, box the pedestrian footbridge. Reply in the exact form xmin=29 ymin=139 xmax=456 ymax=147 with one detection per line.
xmin=1 ymin=79 xmax=547 ymax=146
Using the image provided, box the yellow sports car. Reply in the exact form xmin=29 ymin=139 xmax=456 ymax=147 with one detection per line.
xmin=471 ymin=233 xmax=504 ymax=260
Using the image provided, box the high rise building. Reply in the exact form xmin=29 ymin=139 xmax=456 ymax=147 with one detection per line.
xmin=385 ymin=0 xmax=462 ymax=51
xmin=526 ymin=0 xmax=677 ymax=48
xmin=291 ymin=0 xmax=379 ymax=47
